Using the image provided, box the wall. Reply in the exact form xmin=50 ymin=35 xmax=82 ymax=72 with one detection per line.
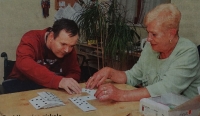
xmin=0 ymin=0 xmax=199 ymax=83
xmin=137 ymin=0 xmax=200 ymax=44
xmin=171 ymin=0 xmax=200 ymax=45
xmin=0 ymin=0 xmax=57 ymax=83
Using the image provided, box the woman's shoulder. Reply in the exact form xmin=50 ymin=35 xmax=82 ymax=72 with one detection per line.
xmin=178 ymin=37 xmax=196 ymax=48
xmin=174 ymin=37 xmax=198 ymax=56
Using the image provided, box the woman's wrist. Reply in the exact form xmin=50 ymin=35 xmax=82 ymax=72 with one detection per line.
xmin=107 ymin=67 xmax=114 ymax=80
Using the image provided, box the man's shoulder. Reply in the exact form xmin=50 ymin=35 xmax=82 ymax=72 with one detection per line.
xmin=23 ymin=28 xmax=47 ymax=37
xmin=21 ymin=28 xmax=48 ymax=43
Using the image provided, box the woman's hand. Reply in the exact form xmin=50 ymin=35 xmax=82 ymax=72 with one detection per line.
xmin=94 ymin=83 xmax=124 ymax=101
xmin=86 ymin=67 xmax=112 ymax=89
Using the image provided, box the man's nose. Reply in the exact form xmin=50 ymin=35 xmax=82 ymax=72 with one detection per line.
xmin=64 ymin=46 xmax=69 ymax=52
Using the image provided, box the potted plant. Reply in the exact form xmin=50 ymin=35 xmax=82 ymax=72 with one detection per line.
xmin=75 ymin=0 xmax=140 ymax=69
xmin=75 ymin=1 xmax=107 ymax=44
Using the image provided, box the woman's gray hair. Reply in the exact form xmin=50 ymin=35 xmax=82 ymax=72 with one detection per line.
xmin=144 ymin=3 xmax=181 ymax=30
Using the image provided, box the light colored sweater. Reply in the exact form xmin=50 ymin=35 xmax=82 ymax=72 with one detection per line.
xmin=125 ymin=37 xmax=200 ymax=99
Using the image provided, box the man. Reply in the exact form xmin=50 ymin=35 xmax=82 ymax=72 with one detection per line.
xmin=86 ymin=3 xmax=200 ymax=101
xmin=3 ymin=18 xmax=81 ymax=94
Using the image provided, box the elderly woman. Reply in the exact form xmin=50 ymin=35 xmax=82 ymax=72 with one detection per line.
xmin=86 ymin=3 xmax=200 ymax=101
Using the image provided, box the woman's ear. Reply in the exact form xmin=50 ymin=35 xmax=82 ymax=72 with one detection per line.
xmin=170 ymin=29 xmax=178 ymax=36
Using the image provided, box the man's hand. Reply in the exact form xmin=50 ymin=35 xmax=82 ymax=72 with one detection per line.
xmin=86 ymin=67 xmax=112 ymax=89
xmin=59 ymin=78 xmax=81 ymax=94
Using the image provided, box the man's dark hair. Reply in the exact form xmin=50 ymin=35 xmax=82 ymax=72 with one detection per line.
xmin=51 ymin=18 xmax=80 ymax=39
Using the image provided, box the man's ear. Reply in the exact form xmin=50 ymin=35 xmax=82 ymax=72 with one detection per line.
xmin=49 ymin=32 xmax=54 ymax=41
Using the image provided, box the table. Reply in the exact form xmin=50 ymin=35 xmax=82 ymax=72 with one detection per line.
xmin=0 ymin=83 xmax=142 ymax=116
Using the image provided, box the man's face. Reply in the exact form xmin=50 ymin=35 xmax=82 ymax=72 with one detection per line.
xmin=146 ymin=20 xmax=171 ymax=53
xmin=50 ymin=29 xmax=78 ymax=58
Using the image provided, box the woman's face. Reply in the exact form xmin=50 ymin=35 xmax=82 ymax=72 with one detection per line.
xmin=146 ymin=20 xmax=172 ymax=53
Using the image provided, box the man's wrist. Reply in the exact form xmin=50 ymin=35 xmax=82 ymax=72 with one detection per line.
xmin=58 ymin=78 xmax=63 ymax=89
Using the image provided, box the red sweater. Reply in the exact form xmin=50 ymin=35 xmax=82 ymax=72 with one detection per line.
xmin=8 ymin=28 xmax=81 ymax=89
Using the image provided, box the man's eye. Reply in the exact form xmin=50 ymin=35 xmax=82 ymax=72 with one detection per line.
xmin=152 ymin=34 xmax=156 ymax=36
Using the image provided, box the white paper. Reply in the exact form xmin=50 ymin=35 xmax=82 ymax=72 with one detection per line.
xmin=83 ymin=0 xmax=90 ymax=4
xmin=59 ymin=1 xmax=65 ymax=7
xmin=54 ymin=7 xmax=64 ymax=20
xmin=73 ymin=2 xmax=83 ymax=12
xmin=62 ymin=4 xmax=76 ymax=20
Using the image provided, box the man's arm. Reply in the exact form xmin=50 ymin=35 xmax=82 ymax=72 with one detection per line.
xmin=16 ymin=46 xmax=63 ymax=89
xmin=15 ymin=32 xmax=62 ymax=89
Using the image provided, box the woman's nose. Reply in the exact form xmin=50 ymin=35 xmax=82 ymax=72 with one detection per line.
xmin=147 ymin=37 xmax=152 ymax=42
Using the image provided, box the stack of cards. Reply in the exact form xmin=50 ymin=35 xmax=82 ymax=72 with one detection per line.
xmin=29 ymin=88 xmax=97 ymax=111
xmin=68 ymin=88 xmax=97 ymax=112
xmin=29 ymin=92 xmax=65 ymax=110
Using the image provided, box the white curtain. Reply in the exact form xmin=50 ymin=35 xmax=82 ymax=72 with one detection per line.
xmin=116 ymin=0 xmax=170 ymax=24
xmin=117 ymin=0 xmax=137 ymax=22
xmin=137 ymin=0 xmax=170 ymax=25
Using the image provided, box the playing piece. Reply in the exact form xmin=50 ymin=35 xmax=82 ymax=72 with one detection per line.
xmin=29 ymin=91 xmax=65 ymax=110
xmin=82 ymin=88 xmax=96 ymax=96
xmin=38 ymin=91 xmax=63 ymax=102
xmin=80 ymin=95 xmax=96 ymax=101
xmin=29 ymin=96 xmax=50 ymax=110
xmin=68 ymin=88 xmax=97 ymax=112
xmin=69 ymin=97 xmax=96 ymax=112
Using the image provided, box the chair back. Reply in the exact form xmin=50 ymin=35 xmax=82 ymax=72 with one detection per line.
xmin=77 ymin=54 xmax=98 ymax=82
xmin=197 ymin=45 xmax=200 ymax=57
xmin=1 ymin=52 xmax=15 ymax=80
xmin=140 ymin=38 xmax=147 ymax=50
